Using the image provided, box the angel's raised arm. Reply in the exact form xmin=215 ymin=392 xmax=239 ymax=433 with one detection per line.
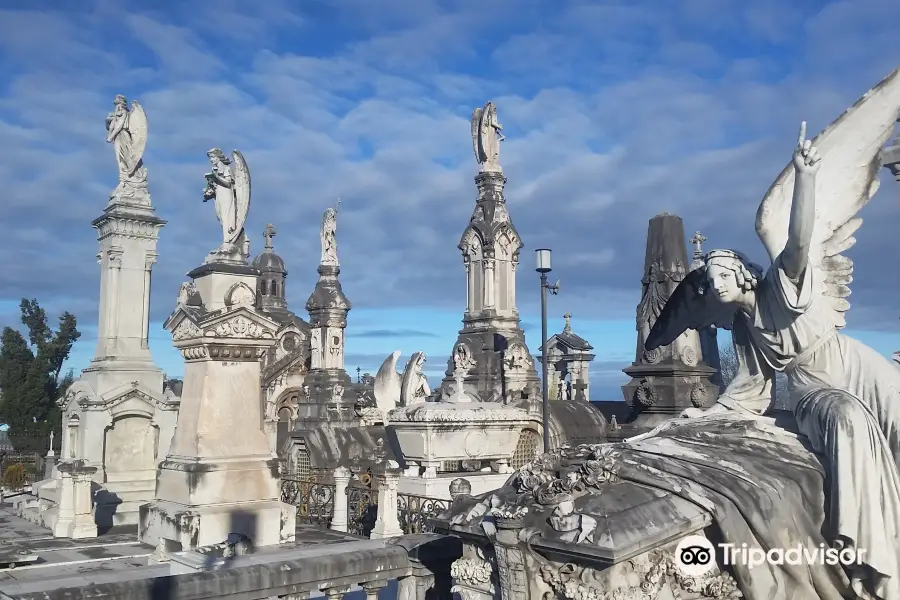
xmin=781 ymin=121 xmax=821 ymax=280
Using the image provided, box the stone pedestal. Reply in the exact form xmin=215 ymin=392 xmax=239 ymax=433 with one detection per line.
xmin=370 ymin=463 xmax=403 ymax=539
xmin=54 ymin=460 xmax=98 ymax=539
xmin=622 ymin=214 xmax=720 ymax=429
xmin=139 ymin=263 xmax=292 ymax=553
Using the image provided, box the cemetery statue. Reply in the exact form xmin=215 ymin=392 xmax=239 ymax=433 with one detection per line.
xmin=203 ymin=148 xmax=251 ymax=250
xmin=400 ymin=351 xmax=430 ymax=406
xmin=471 ymin=101 xmax=504 ymax=172
xmin=320 ymin=200 xmax=340 ymax=267
xmin=639 ymin=69 xmax=900 ymax=599
xmin=105 ymin=94 xmax=148 ymax=201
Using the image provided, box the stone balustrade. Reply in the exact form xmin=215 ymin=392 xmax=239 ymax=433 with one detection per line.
xmin=0 ymin=533 xmax=461 ymax=600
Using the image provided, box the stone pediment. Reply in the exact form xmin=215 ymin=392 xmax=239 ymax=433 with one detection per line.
xmin=60 ymin=380 xmax=100 ymax=411
xmin=201 ymin=307 xmax=279 ymax=340
xmin=70 ymin=380 xmax=178 ymax=414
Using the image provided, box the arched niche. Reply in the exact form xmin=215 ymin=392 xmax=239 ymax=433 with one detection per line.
xmin=103 ymin=414 xmax=159 ymax=484
xmin=460 ymin=230 xmax=484 ymax=313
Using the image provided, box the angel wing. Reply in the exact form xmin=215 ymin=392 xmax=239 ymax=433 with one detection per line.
xmin=127 ymin=101 xmax=148 ymax=174
xmin=645 ymin=267 xmax=737 ymax=351
xmin=231 ymin=150 xmax=252 ymax=236
xmin=373 ymin=351 xmax=402 ymax=412
xmin=755 ymin=68 xmax=900 ymax=328
xmin=471 ymin=106 xmax=484 ymax=163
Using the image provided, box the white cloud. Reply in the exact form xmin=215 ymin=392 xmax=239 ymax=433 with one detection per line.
xmin=1 ymin=0 xmax=899 ymax=362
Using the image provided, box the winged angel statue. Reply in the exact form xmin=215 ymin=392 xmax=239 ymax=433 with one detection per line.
xmin=203 ymin=148 xmax=251 ymax=257
xmin=105 ymin=94 xmax=148 ymax=203
xmin=600 ymin=70 xmax=900 ymax=600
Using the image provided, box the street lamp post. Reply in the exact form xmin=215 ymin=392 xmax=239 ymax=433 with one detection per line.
xmin=536 ymin=249 xmax=559 ymax=454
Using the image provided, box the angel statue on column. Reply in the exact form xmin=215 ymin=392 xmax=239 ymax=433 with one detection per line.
xmin=105 ymin=94 xmax=148 ymax=203
xmin=471 ymin=101 xmax=504 ymax=173
xmin=203 ymin=148 xmax=251 ymax=262
xmin=599 ymin=70 xmax=900 ymax=600
xmin=320 ymin=200 xmax=340 ymax=267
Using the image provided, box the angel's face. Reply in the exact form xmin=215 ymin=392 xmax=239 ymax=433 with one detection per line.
xmin=707 ymin=264 xmax=742 ymax=304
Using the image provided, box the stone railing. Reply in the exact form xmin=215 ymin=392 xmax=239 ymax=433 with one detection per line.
xmin=0 ymin=534 xmax=462 ymax=600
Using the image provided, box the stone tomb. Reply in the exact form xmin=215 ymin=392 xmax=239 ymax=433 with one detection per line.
xmin=139 ymin=262 xmax=294 ymax=553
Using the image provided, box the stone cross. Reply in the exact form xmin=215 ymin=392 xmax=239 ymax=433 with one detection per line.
xmin=48 ymin=430 xmax=55 ymax=457
xmin=563 ymin=312 xmax=572 ymax=334
xmin=689 ymin=231 xmax=707 ymax=262
xmin=263 ymin=223 xmax=276 ymax=250
xmin=572 ymin=379 xmax=588 ymax=401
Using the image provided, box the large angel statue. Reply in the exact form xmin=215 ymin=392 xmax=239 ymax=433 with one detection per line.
xmin=105 ymin=94 xmax=148 ymax=202
xmin=203 ymin=148 xmax=250 ymax=254
xmin=615 ymin=70 xmax=900 ymax=600
xmin=471 ymin=101 xmax=504 ymax=172
xmin=320 ymin=200 xmax=340 ymax=267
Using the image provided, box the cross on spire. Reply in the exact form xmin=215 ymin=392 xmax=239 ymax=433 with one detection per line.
xmin=263 ymin=223 xmax=276 ymax=251
xmin=689 ymin=231 xmax=706 ymax=259
xmin=563 ymin=312 xmax=572 ymax=333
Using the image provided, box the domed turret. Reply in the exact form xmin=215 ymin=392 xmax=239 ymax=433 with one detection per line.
xmin=252 ymin=223 xmax=287 ymax=310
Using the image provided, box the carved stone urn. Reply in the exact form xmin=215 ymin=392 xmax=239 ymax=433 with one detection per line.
xmin=386 ymin=403 xmax=530 ymax=476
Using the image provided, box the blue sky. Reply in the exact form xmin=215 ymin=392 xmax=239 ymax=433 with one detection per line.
xmin=1 ymin=0 xmax=899 ymax=400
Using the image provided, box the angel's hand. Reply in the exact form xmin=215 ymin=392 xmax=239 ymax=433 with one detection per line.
xmin=792 ymin=121 xmax=821 ymax=175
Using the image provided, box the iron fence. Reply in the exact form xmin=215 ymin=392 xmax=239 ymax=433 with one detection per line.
xmin=397 ymin=493 xmax=451 ymax=534
xmin=280 ymin=472 xmax=450 ymax=537
xmin=347 ymin=483 xmax=377 ymax=537
xmin=280 ymin=478 xmax=336 ymax=527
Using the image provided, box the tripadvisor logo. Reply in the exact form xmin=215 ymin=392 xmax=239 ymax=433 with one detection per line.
xmin=674 ymin=535 xmax=866 ymax=577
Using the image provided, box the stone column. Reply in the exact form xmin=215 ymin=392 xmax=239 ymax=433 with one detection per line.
xmin=54 ymin=460 xmax=98 ymax=539
xmin=482 ymin=257 xmax=495 ymax=309
xmin=330 ymin=466 xmax=351 ymax=533
xmin=141 ymin=253 xmax=157 ymax=349
xmin=361 ymin=580 xmax=387 ymax=600
xmin=370 ymin=461 xmax=403 ymax=539
xmin=105 ymin=249 xmax=123 ymax=352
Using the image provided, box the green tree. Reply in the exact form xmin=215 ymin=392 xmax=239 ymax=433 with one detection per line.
xmin=0 ymin=299 xmax=81 ymax=453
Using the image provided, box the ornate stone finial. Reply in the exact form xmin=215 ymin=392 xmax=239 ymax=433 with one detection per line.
xmin=563 ymin=312 xmax=572 ymax=334
xmin=470 ymin=101 xmax=504 ymax=173
xmin=263 ymin=224 xmax=276 ymax=251
xmin=689 ymin=231 xmax=707 ymax=257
